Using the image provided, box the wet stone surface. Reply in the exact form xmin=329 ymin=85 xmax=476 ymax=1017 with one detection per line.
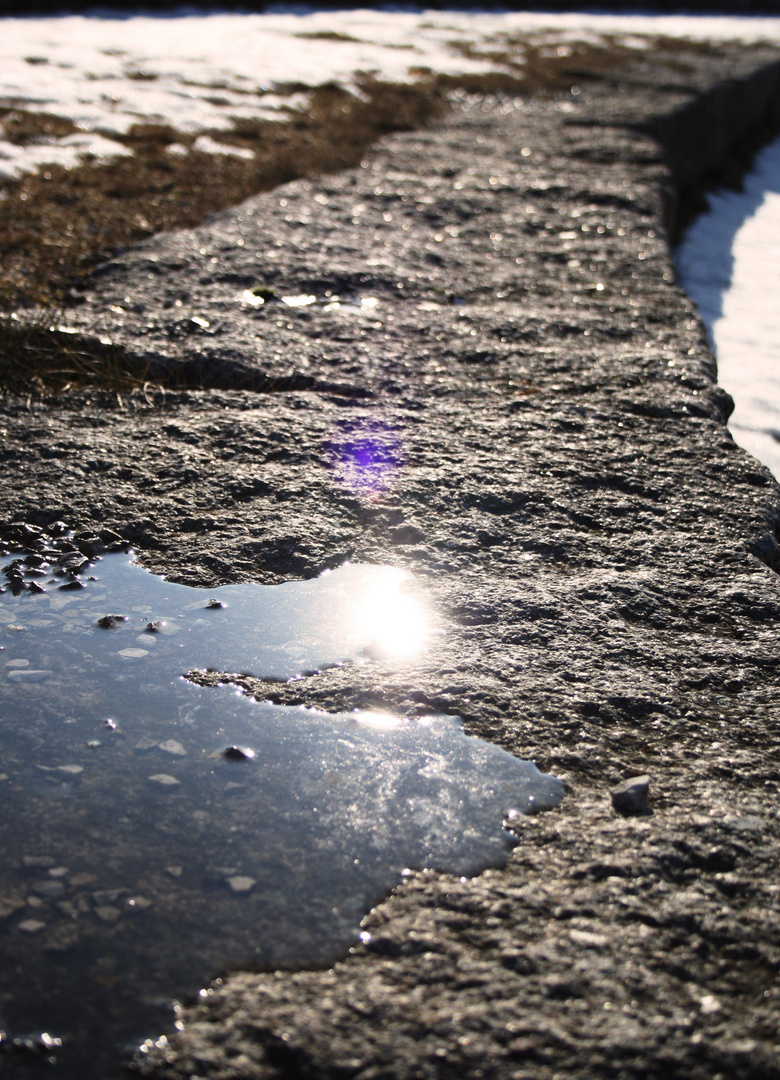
xmin=1 ymin=38 xmax=780 ymax=1080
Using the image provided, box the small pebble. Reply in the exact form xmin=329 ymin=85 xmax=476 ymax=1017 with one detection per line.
xmin=57 ymin=552 xmax=88 ymax=572
xmin=18 ymin=919 xmax=46 ymax=934
xmin=226 ymin=875 xmax=256 ymax=893
xmin=97 ymin=614 xmax=127 ymax=629
xmin=205 ymin=598 xmax=225 ymax=609
xmin=158 ymin=739 xmax=186 ymax=756
xmin=7 ymin=669 xmax=53 ymax=683
xmin=165 ymin=866 xmax=183 ymax=878
xmin=610 ymin=774 xmax=650 ymax=814
xmin=223 ymin=745 xmax=255 ymax=761
xmin=148 ymin=774 xmax=180 ymax=786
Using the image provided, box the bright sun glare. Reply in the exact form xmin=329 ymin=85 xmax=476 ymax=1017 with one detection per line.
xmin=355 ymin=574 xmax=431 ymax=661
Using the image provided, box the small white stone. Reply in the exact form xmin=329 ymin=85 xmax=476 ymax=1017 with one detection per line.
xmin=610 ymin=775 xmax=650 ymax=814
xmin=18 ymin=919 xmax=46 ymax=933
xmin=158 ymin=739 xmax=186 ymax=756
xmin=166 ymin=866 xmax=183 ymax=878
xmin=57 ymin=764 xmax=83 ymax=775
xmin=226 ymin=875 xmax=256 ymax=893
xmin=118 ymin=648 xmax=149 ymax=659
xmin=7 ymin=669 xmax=53 ymax=682
xmin=149 ymin=774 xmax=180 ymax=786
xmin=699 ymin=994 xmax=722 ymax=1014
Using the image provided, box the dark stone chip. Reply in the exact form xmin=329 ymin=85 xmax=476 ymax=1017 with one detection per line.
xmin=223 ymin=746 xmax=255 ymax=761
xmin=97 ymin=614 xmax=128 ymax=629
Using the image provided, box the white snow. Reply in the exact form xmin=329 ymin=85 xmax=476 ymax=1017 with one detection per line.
xmin=676 ymin=136 xmax=780 ymax=481
xmin=2 ymin=8 xmax=780 ymax=177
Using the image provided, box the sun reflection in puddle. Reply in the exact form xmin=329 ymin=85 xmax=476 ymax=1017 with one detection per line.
xmin=356 ymin=572 xmax=431 ymax=660
xmin=0 ymin=548 xmax=563 ymax=1080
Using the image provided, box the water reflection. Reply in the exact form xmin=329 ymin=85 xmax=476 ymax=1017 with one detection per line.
xmin=357 ymin=573 xmax=430 ymax=659
xmin=0 ymin=551 xmax=563 ymax=1079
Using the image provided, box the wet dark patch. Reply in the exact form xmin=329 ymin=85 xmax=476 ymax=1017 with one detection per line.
xmin=0 ymin=548 xmax=562 ymax=1079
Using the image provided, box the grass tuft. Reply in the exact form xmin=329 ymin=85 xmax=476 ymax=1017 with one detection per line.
xmin=0 ymin=317 xmax=156 ymax=394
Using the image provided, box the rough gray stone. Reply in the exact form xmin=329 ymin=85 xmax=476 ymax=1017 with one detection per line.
xmin=1 ymin=37 xmax=780 ymax=1080
xmin=610 ymin=774 xmax=651 ymax=814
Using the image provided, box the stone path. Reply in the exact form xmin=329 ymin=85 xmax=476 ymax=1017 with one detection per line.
xmin=2 ymin=39 xmax=779 ymax=1080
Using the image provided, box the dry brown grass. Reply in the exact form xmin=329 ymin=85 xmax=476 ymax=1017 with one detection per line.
xmin=0 ymin=107 xmax=80 ymax=143
xmin=437 ymin=35 xmax=637 ymax=94
xmin=0 ymin=316 xmax=343 ymax=395
xmin=0 ymin=317 xmax=154 ymax=394
xmin=0 ymin=79 xmax=444 ymax=312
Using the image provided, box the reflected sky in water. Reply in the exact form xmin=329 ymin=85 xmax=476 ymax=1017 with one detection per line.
xmin=0 ymin=551 xmax=562 ymax=1079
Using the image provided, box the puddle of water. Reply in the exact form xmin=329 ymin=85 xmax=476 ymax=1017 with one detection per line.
xmin=0 ymin=550 xmax=563 ymax=1079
